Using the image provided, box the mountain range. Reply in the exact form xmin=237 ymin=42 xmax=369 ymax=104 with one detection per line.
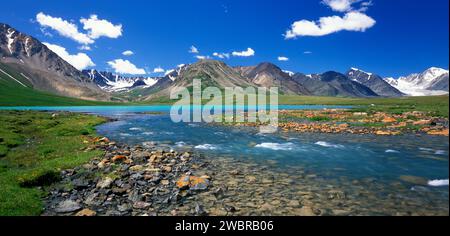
xmin=0 ymin=23 xmax=109 ymax=101
xmin=1 ymin=23 xmax=448 ymax=102
xmin=384 ymin=67 xmax=449 ymax=96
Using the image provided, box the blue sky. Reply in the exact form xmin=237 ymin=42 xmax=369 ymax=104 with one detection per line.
xmin=1 ymin=0 xmax=448 ymax=78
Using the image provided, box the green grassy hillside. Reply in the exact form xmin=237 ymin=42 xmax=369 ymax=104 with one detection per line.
xmin=0 ymin=63 xmax=117 ymax=106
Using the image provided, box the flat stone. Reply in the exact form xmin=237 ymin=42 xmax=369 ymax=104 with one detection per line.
xmin=96 ymin=177 xmax=114 ymax=189
xmin=55 ymin=200 xmax=81 ymax=213
xmin=133 ymin=201 xmax=151 ymax=209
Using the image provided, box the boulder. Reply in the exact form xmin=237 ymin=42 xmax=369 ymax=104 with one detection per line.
xmin=55 ymin=200 xmax=81 ymax=213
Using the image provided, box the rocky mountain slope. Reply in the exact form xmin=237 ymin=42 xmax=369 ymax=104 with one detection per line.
xmin=0 ymin=23 xmax=109 ymax=101
xmin=347 ymin=68 xmax=404 ymax=97
xmin=234 ymin=62 xmax=310 ymax=95
xmin=293 ymin=72 xmax=379 ymax=97
xmin=141 ymin=60 xmax=255 ymax=100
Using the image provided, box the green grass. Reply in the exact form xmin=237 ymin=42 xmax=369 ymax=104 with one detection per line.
xmin=279 ymin=95 xmax=449 ymax=117
xmin=0 ymin=110 xmax=106 ymax=215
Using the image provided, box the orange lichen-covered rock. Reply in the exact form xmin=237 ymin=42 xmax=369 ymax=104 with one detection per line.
xmin=382 ymin=117 xmax=397 ymax=123
xmin=413 ymin=120 xmax=432 ymax=126
xmin=176 ymin=175 xmax=210 ymax=190
xmin=375 ymin=130 xmax=401 ymax=136
xmin=427 ymin=129 xmax=449 ymax=136
xmin=75 ymin=209 xmax=97 ymax=216
xmin=176 ymin=175 xmax=191 ymax=189
xmin=112 ymin=155 xmax=127 ymax=163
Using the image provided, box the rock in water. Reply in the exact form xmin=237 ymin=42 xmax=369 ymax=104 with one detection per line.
xmin=55 ymin=200 xmax=81 ymax=213
xmin=297 ymin=206 xmax=316 ymax=216
xmin=399 ymin=175 xmax=428 ymax=185
xmin=176 ymin=175 xmax=210 ymax=191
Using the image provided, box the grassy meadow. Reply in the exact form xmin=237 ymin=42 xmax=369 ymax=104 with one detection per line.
xmin=0 ymin=110 xmax=106 ymax=215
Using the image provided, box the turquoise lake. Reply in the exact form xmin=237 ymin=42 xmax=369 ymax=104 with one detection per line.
xmin=2 ymin=105 xmax=449 ymax=215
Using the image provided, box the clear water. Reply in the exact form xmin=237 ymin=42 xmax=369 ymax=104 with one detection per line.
xmin=2 ymin=106 xmax=449 ymax=214
xmin=95 ymin=113 xmax=449 ymax=182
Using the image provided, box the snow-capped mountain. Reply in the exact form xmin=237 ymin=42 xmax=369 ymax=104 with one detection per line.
xmin=347 ymin=68 xmax=404 ymax=97
xmin=0 ymin=23 xmax=109 ymax=100
xmin=82 ymin=69 xmax=159 ymax=92
xmin=384 ymin=67 xmax=449 ymax=96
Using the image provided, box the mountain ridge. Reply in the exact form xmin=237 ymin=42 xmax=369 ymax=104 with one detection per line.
xmin=0 ymin=23 xmax=110 ymax=101
xmin=384 ymin=67 xmax=449 ymax=96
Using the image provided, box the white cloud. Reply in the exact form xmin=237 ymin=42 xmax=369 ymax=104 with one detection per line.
xmin=278 ymin=56 xmax=289 ymax=61
xmin=107 ymin=59 xmax=146 ymax=75
xmin=36 ymin=12 xmax=93 ymax=45
xmin=80 ymin=15 xmax=122 ymax=39
xmin=78 ymin=45 xmax=91 ymax=51
xmin=43 ymin=42 xmax=95 ymax=70
xmin=195 ymin=55 xmax=210 ymax=60
xmin=304 ymin=51 xmax=313 ymax=54
xmin=153 ymin=67 xmax=165 ymax=73
xmin=358 ymin=1 xmax=373 ymax=12
xmin=285 ymin=11 xmax=376 ymax=38
xmin=189 ymin=45 xmax=199 ymax=54
xmin=213 ymin=52 xmax=230 ymax=59
xmin=122 ymin=50 xmax=134 ymax=56
xmin=232 ymin=48 xmax=255 ymax=57
xmin=322 ymin=0 xmax=358 ymax=12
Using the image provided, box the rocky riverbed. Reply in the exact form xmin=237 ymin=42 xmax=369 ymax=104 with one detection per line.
xmin=43 ymin=135 xmax=449 ymax=216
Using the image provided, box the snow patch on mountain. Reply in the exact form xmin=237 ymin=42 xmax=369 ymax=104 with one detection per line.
xmin=6 ymin=29 xmax=15 ymax=54
xmin=384 ymin=67 xmax=449 ymax=96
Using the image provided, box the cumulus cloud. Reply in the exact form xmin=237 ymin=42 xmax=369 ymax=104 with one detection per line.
xmin=122 ymin=50 xmax=134 ymax=56
xmin=36 ymin=12 xmax=122 ymax=46
xmin=36 ymin=12 xmax=93 ymax=45
xmin=213 ymin=52 xmax=230 ymax=59
xmin=232 ymin=48 xmax=255 ymax=57
xmin=278 ymin=56 xmax=289 ymax=61
xmin=80 ymin=15 xmax=122 ymax=39
xmin=43 ymin=42 xmax=95 ymax=70
xmin=189 ymin=46 xmax=199 ymax=54
xmin=195 ymin=55 xmax=210 ymax=60
xmin=285 ymin=11 xmax=375 ymax=38
xmin=107 ymin=59 xmax=146 ymax=75
xmin=153 ymin=67 xmax=165 ymax=73
xmin=322 ymin=0 xmax=358 ymax=12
